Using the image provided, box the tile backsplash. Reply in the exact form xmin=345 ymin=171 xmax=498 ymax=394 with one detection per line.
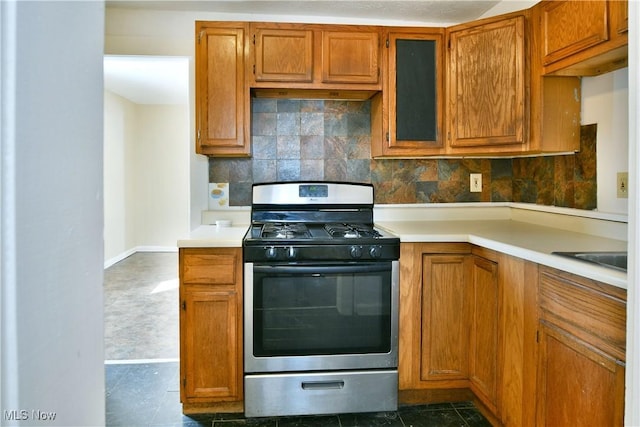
xmin=209 ymin=99 xmax=596 ymax=210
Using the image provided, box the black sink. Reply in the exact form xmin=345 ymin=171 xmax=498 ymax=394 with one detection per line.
xmin=552 ymin=251 xmax=627 ymax=272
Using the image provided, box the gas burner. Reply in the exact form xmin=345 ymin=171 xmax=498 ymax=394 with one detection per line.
xmin=325 ymin=223 xmax=382 ymax=239
xmin=261 ymin=223 xmax=310 ymax=239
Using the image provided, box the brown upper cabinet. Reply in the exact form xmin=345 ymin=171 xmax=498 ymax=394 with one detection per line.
xmin=195 ymin=22 xmax=250 ymax=157
xmin=195 ymin=1 xmax=627 ymax=157
xmin=253 ymin=26 xmax=314 ymax=82
xmin=372 ymin=29 xmax=445 ymax=157
xmin=322 ymin=30 xmax=380 ymax=84
xmin=536 ymin=0 xmax=628 ymax=76
xmin=250 ymin=23 xmax=382 ymax=90
xmin=446 ymin=15 xmax=527 ymax=154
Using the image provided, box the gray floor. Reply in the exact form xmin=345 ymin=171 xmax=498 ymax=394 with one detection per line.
xmin=104 ymin=252 xmax=179 ymax=361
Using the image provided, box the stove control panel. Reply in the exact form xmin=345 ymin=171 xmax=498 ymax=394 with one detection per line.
xmin=246 ymin=243 xmax=399 ymax=263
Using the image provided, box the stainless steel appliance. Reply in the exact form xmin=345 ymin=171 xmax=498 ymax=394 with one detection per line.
xmin=243 ymin=182 xmax=400 ymax=418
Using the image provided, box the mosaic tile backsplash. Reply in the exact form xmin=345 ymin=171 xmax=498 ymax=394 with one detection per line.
xmin=209 ymin=99 xmax=597 ymax=210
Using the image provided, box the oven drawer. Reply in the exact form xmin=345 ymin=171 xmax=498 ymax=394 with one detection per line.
xmin=244 ymin=370 xmax=398 ymax=417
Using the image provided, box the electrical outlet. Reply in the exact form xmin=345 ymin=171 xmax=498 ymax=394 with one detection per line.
xmin=617 ymin=172 xmax=629 ymax=198
xmin=470 ymin=173 xmax=482 ymax=193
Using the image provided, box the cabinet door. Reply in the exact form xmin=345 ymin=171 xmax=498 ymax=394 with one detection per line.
xmin=536 ymin=321 xmax=625 ymax=427
xmin=421 ymin=255 xmax=470 ymax=381
xmin=469 ymin=255 xmax=499 ymax=410
xmin=541 ymin=1 xmax=608 ymax=66
xmin=380 ymin=31 xmax=444 ymax=157
xmin=322 ymin=30 xmax=380 ymax=84
xmin=195 ymin=24 xmax=249 ymax=156
xmin=254 ymin=27 xmax=313 ymax=82
xmin=448 ymin=16 xmax=525 ymax=151
xmin=611 ymin=0 xmax=628 ymax=37
xmin=182 ymin=288 xmax=241 ymax=400
xmin=179 ymin=248 xmax=243 ymax=408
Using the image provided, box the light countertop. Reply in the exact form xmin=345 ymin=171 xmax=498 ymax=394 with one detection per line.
xmin=376 ymin=219 xmax=627 ymax=289
xmin=178 ymin=225 xmax=248 ymax=248
xmin=178 ymin=218 xmax=627 ymax=289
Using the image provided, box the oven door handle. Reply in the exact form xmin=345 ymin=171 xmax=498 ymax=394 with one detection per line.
xmin=252 ymin=264 xmax=390 ymax=275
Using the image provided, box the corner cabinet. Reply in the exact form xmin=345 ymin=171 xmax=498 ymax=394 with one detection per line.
xmin=446 ymin=15 xmax=527 ymax=154
xmin=537 ymin=0 xmax=628 ymax=76
xmin=195 ymin=22 xmax=250 ymax=157
xmin=399 ymin=243 xmax=501 ymax=399
xmin=179 ymin=247 xmax=244 ymax=414
xmin=373 ymin=29 xmax=445 ymax=157
xmin=536 ymin=266 xmax=626 ymax=426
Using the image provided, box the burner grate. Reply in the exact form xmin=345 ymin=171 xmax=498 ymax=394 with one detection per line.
xmin=261 ymin=223 xmax=310 ymax=239
xmin=324 ymin=223 xmax=381 ymax=239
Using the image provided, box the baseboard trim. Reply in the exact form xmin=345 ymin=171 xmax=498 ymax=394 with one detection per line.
xmin=104 ymin=246 xmax=178 ymax=269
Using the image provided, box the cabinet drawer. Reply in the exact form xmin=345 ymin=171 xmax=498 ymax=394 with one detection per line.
xmin=181 ymin=249 xmax=241 ymax=285
xmin=538 ymin=266 xmax=626 ymax=359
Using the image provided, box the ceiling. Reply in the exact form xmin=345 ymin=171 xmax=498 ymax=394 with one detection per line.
xmin=106 ymin=0 xmax=512 ymax=24
xmin=104 ymin=1 xmax=538 ymax=105
xmin=104 ymin=56 xmax=189 ymax=105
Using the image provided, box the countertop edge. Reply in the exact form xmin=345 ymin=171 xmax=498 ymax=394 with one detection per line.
xmin=179 ymin=220 xmax=627 ymax=290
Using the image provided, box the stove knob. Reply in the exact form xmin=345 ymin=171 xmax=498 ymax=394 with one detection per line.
xmin=265 ymin=246 xmax=277 ymax=259
xmin=286 ymin=246 xmax=297 ymax=259
xmin=350 ymin=245 xmax=363 ymax=259
xmin=369 ymin=245 xmax=382 ymax=259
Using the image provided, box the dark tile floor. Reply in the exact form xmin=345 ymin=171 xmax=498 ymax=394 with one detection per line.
xmin=104 ymin=253 xmax=492 ymax=427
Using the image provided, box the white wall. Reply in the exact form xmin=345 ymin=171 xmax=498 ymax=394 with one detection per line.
xmin=132 ymin=104 xmax=190 ymax=248
xmin=104 ymin=91 xmax=137 ymax=262
xmin=625 ymin=2 xmax=639 ymax=424
xmin=105 ymin=8 xmax=209 ymax=232
xmin=582 ymin=68 xmax=629 ymax=215
xmin=1 ymin=1 xmax=105 ymax=425
xmin=103 ymin=91 xmax=190 ymax=265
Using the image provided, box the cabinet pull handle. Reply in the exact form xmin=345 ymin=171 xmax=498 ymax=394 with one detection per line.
xmin=301 ymin=380 xmax=344 ymax=390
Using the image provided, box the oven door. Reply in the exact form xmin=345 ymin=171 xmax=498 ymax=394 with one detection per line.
xmin=244 ymin=261 xmax=399 ymax=373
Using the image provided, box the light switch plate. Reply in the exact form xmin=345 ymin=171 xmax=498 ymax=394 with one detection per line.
xmin=617 ymin=172 xmax=628 ymax=199
xmin=470 ymin=173 xmax=482 ymax=193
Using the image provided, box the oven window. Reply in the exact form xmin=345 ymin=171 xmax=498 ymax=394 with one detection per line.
xmin=252 ymin=263 xmax=392 ymax=357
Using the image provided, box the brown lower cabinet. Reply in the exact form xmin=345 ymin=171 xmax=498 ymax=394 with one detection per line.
xmin=536 ymin=266 xmax=626 ymax=427
xmin=179 ymin=248 xmax=244 ymax=414
xmin=178 ymin=244 xmax=627 ymax=424
xmin=398 ymin=243 xmax=625 ymax=426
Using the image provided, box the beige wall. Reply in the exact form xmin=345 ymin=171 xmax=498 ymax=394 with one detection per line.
xmin=104 ymin=91 xmax=137 ymax=262
xmin=104 ymin=90 xmax=190 ymax=265
xmin=582 ymin=68 xmax=629 ymax=215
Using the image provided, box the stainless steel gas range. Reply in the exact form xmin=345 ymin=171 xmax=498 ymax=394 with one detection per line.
xmin=243 ymin=182 xmax=400 ymax=418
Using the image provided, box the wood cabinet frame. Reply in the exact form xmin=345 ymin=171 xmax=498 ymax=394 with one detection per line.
xmin=537 ymin=0 xmax=628 ymax=76
xmin=446 ymin=14 xmax=527 ymax=154
xmin=179 ymin=247 xmax=244 ymax=414
xmin=373 ymin=29 xmax=446 ymax=157
xmin=249 ymin=23 xmax=382 ymax=91
xmin=195 ymin=22 xmax=251 ymax=157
